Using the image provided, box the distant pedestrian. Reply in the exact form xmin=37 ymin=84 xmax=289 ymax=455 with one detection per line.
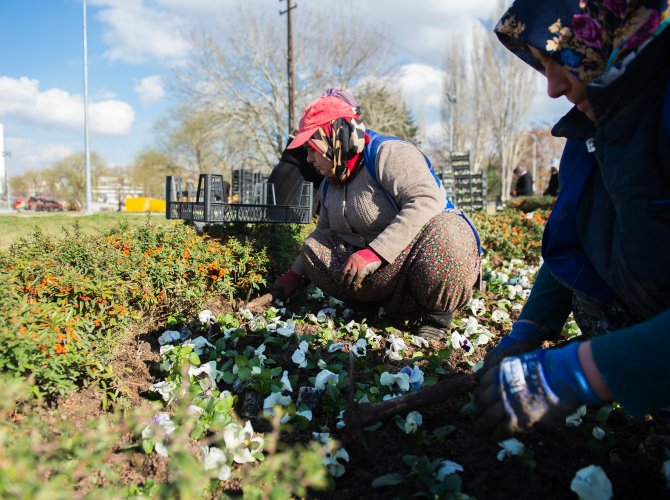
xmin=513 ymin=166 xmax=534 ymax=196
xmin=543 ymin=166 xmax=559 ymax=196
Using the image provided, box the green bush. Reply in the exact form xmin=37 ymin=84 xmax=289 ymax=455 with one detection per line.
xmin=0 ymin=217 xmax=269 ymax=399
xmin=471 ymin=209 xmax=549 ymax=263
xmin=506 ymin=195 xmax=556 ymax=213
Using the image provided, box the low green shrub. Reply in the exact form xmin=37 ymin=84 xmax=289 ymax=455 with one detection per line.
xmin=506 ymin=195 xmax=556 ymax=213
xmin=0 ymin=216 xmax=269 ymax=399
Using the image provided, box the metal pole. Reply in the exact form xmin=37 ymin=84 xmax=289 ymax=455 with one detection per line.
xmin=280 ymin=0 xmax=297 ymax=134
xmin=83 ymin=0 xmax=93 ymax=214
xmin=447 ymin=94 xmax=457 ymax=154
xmin=531 ymin=134 xmax=537 ymax=195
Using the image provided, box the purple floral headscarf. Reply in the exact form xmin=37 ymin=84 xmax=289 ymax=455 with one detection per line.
xmin=495 ymin=0 xmax=670 ymax=83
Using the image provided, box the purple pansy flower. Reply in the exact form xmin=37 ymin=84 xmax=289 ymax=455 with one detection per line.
xmin=623 ymin=10 xmax=661 ymax=51
xmin=604 ymin=0 xmax=626 ymax=18
xmin=573 ymin=14 xmax=603 ymax=48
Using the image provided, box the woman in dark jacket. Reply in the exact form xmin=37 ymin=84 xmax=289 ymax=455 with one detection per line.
xmin=475 ymin=0 xmax=670 ymax=438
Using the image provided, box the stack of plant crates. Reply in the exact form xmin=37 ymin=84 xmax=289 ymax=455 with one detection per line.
xmin=441 ymin=152 xmax=486 ymax=212
xmin=232 ymin=169 xmax=269 ymax=204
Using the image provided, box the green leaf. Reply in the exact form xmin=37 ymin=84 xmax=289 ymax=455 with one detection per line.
xmin=188 ymin=352 xmax=201 ymax=365
xmin=141 ymin=439 xmax=154 ymax=455
xmin=371 ymin=473 xmax=406 ymax=488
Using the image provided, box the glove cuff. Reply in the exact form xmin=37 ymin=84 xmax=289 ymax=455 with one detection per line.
xmin=277 ymin=269 xmax=301 ymax=288
xmin=509 ymin=321 xmax=548 ymax=344
xmin=540 ymin=342 xmax=605 ymax=406
xmin=357 ymin=247 xmax=382 ymax=264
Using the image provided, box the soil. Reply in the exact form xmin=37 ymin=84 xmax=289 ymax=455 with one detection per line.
xmin=31 ymin=290 xmax=670 ymax=499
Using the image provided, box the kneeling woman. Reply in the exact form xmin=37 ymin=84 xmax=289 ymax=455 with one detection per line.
xmin=272 ymin=95 xmax=481 ymax=338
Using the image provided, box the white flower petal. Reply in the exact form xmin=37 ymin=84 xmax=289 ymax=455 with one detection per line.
xmin=570 ymin=465 xmax=613 ymax=500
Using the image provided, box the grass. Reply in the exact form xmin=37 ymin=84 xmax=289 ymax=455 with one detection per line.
xmin=0 ymin=211 xmax=171 ymax=250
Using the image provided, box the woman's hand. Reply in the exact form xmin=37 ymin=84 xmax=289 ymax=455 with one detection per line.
xmin=271 ymin=269 xmax=302 ymax=299
xmin=341 ymin=248 xmax=382 ymax=290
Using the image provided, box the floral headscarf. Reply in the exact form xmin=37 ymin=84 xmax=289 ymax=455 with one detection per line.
xmin=495 ymin=0 xmax=670 ymax=83
xmin=307 ymin=116 xmax=367 ymax=185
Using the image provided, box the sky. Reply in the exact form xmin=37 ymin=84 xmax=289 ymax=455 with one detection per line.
xmin=0 ymin=0 xmax=571 ymax=178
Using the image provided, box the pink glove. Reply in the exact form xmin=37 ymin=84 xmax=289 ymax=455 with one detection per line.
xmin=271 ymin=269 xmax=302 ymax=299
xmin=342 ymin=248 xmax=382 ymax=290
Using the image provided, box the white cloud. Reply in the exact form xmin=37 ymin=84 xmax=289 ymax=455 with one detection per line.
xmin=135 ymin=75 xmax=165 ymax=104
xmin=0 ymin=76 xmax=134 ymax=135
xmin=398 ymin=63 xmax=446 ymax=127
xmin=91 ymin=0 xmax=190 ymax=63
xmin=5 ymin=137 xmax=75 ymax=174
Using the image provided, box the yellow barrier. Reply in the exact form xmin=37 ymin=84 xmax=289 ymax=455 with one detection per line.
xmin=125 ymin=197 xmax=166 ymax=213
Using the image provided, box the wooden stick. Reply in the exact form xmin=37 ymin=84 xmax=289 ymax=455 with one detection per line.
xmin=349 ymin=374 xmax=476 ymax=427
xmin=244 ymin=292 xmax=275 ymax=312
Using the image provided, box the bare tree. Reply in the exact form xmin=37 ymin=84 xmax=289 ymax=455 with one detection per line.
xmin=171 ymin=5 xmax=390 ymax=174
xmin=438 ymin=3 xmax=537 ymax=202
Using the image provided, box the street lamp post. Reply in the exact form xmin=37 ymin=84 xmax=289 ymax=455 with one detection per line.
xmin=531 ymin=134 xmax=538 ymax=195
xmin=447 ymin=94 xmax=457 ymax=153
xmin=83 ymin=0 xmax=93 ymax=214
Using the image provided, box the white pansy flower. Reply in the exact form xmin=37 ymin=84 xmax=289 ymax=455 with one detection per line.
xmin=222 ymin=421 xmax=264 ymax=464
xmin=344 ymin=320 xmax=359 ymax=332
xmin=387 ymin=332 xmax=407 ymax=349
xmin=158 ymin=330 xmax=181 ymax=345
xmin=254 ymin=344 xmax=267 ymax=366
xmin=380 ymin=371 xmax=410 ymax=392
xmin=306 ymin=313 xmax=319 ymax=324
xmin=317 ymin=359 xmax=328 ymax=369
xmin=188 ymin=361 xmax=222 ymax=382
xmin=468 ymin=298 xmax=486 ymax=316
xmin=159 ymin=344 xmax=175 ymax=356
xmin=463 ymin=317 xmax=480 ymax=336
xmin=307 ymin=287 xmax=325 ymax=300
xmin=155 ymin=442 xmax=168 ymax=457
xmin=404 ymin=411 xmax=423 ymax=433
xmin=507 ymin=284 xmax=523 ymax=300
xmin=149 ymin=381 xmax=174 ymax=402
xmin=592 ymin=426 xmax=606 ymax=440
xmin=291 ymin=341 xmax=309 ymax=368
xmin=280 ymin=370 xmax=293 ymax=392
xmin=411 ymin=335 xmax=430 ymax=348
xmin=450 ymin=331 xmax=473 ymax=353
xmin=249 ymin=315 xmax=267 ymax=332
xmin=251 ymin=366 xmax=262 ymax=375
xmin=198 ymin=309 xmax=214 ymax=323
xmin=312 ymin=432 xmax=330 ymax=444
xmin=328 ymin=343 xmax=344 ymax=353
xmin=476 ymin=332 xmax=491 ymax=346
xmin=570 ymin=465 xmax=613 ymax=500
xmin=324 ymin=447 xmax=349 ymax=478
xmin=566 ymin=405 xmax=587 ymax=427
xmin=317 ymin=308 xmax=337 ymax=322
xmin=352 ymin=338 xmax=367 ymax=358
xmin=436 ymin=460 xmax=464 ymax=481
xmin=315 ymin=369 xmax=339 ymax=390
xmin=520 ymin=289 xmax=532 ymax=300
xmin=276 ymin=318 xmax=296 ymax=337
xmin=187 ymin=404 xmax=204 ymax=416
xmin=182 ymin=336 xmax=215 ymax=355
xmin=496 ymin=438 xmax=525 ymax=461
xmin=263 ymin=392 xmax=292 ymax=417
xmin=296 ymin=409 xmax=313 ymax=421
xmin=365 ymin=329 xmax=382 ymax=345
xmin=200 ymin=446 xmax=232 ymax=481
xmin=491 ymin=309 xmax=510 ymax=323
xmin=239 ymin=308 xmax=254 ymax=321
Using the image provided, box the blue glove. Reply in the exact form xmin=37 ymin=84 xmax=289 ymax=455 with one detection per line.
xmin=474 ymin=341 xmax=604 ymax=439
xmin=479 ymin=321 xmax=548 ymax=377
